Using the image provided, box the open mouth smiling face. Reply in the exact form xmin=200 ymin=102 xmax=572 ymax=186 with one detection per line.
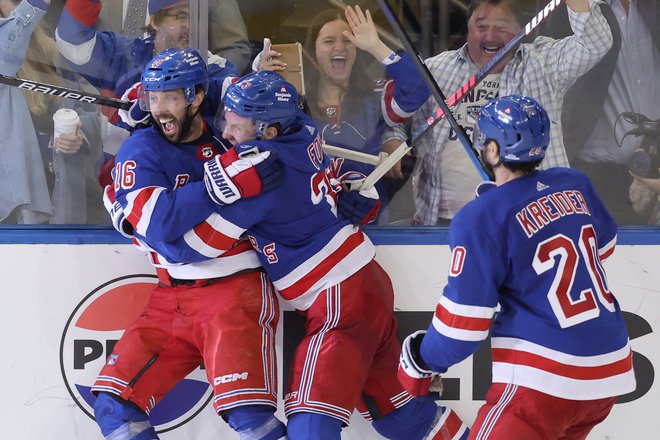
xmin=467 ymin=3 xmax=519 ymax=70
xmin=147 ymin=90 xmax=190 ymax=142
xmin=315 ymin=20 xmax=357 ymax=85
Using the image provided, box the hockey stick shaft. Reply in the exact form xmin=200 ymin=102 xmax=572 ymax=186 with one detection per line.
xmin=322 ymin=143 xmax=384 ymax=166
xmin=377 ymin=0 xmax=489 ymax=181
xmin=359 ymin=0 xmax=565 ymax=188
xmin=358 ymin=140 xmax=410 ymax=190
xmin=0 ymin=74 xmax=132 ymax=110
xmin=410 ymin=0 xmax=564 ymax=141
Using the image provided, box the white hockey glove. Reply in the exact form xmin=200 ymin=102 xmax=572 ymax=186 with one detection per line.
xmin=103 ymin=185 xmax=134 ymax=239
xmin=117 ymin=81 xmax=150 ymax=129
xmin=204 ymin=147 xmax=282 ymax=206
xmin=398 ymin=330 xmax=438 ymax=397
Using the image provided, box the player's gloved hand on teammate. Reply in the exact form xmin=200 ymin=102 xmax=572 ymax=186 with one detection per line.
xmin=204 ymin=147 xmax=282 ymax=206
xmin=336 ymin=172 xmax=381 ymax=225
xmin=398 ymin=330 xmax=439 ymax=397
xmin=117 ymin=81 xmax=150 ymax=130
xmin=103 ymin=185 xmax=135 ymax=239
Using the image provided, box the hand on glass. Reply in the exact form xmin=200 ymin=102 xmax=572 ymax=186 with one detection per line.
xmin=344 ymin=5 xmax=391 ymax=61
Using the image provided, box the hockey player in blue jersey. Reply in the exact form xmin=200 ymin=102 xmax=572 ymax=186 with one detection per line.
xmin=397 ymin=95 xmax=636 ymax=439
xmin=186 ymin=70 xmax=468 ymax=440
xmin=95 ymin=49 xmax=287 ymax=440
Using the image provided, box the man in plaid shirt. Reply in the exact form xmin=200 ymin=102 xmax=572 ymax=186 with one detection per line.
xmin=388 ymin=0 xmax=613 ymax=225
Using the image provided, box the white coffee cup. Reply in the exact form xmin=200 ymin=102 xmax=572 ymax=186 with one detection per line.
xmin=52 ymin=108 xmax=80 ymax=142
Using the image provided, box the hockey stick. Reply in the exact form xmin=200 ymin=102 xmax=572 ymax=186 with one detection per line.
xmin=409 ymin=0 xmax=564 ymax=141
xmin=351 ymin=0 xmax=565 ymax=190
xmin=322 ymin=143 xmax=385 ymax=166
xmin=376 ymin=0 xmax=488 ymax=182
xmin=0 ymin=74 xmax=132 ymax=110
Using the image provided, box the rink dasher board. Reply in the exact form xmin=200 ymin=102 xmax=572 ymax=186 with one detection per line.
xmin=0 ymin=227 xmax=657 ymax=439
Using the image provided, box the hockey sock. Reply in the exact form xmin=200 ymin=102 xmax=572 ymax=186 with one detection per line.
xmin=286 ymin=412 xmax=342 ymax=440
xmin=93 ymin=392 xmax=158 ymax=440
xmin=224 ymin=405 xmax=286 ymax=440
xmin=372 ymin=396 xmax=438 ymax=440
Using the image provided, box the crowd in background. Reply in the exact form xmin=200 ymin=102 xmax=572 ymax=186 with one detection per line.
xmin=1 ymin=0 xmax=658 ymax=226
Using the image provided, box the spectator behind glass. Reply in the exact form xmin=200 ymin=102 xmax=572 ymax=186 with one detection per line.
xmin=95 ymin=0 xmax=251 ymax=73
xmin=18 ymin=20 xmax=106 ymax=224
xmin=259 ymin=6 xmax=430 ymax=224
xmin=55 ymin=0 xmax=238 ymax=117
xmin=388 ymin=0 xmax=612 ymax=225
xmin=55 ymin=0 xmax=239 ymax=188
xmin=629 ymin=143 xmax=660 ymax=225
xmin=555 ymin=0 xmax=660 ymax=225
xmin=0 ymin=0 xmax=52 ymax=224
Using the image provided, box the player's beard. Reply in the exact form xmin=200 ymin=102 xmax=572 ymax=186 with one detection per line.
xmin=153 ymin=106 xmax=196 ymax=143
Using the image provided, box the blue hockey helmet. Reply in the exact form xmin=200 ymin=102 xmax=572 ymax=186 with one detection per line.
xmin=141 ymin=48 xmax=208 ymax=104
xmin=474 ymin=95 xmax=550 ymax=163
xmin=222 ymin=70 xmax=299 ymax=138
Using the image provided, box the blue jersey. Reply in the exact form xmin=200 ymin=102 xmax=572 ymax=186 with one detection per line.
xmin=56 ymin=4 xmax=238 ymax=121
xmin=421 ymin=167 xmax=635 ymax=400
xmin=113 ymin=118 xmax=260 ymax=278
xmin=317 ymin=53 xmax=429 ymax=213
xmin=152 ymin=111 xmax=375 ymax=309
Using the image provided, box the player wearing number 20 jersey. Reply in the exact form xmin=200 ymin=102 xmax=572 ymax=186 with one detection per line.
xmin=423 ymin=166 xmax=635 ymax=399
xmin=399 ymin=95 xmax=634 ymax=440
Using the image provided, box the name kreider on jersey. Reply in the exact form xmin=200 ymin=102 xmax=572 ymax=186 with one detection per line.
xmin=515 ymin=189 xmax=591 ymax=238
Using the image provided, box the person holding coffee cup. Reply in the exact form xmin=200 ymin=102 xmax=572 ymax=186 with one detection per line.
xmin=51 ymin=108 xmax=83 ymax=154
xmin=0 ymin=0 xmax=53 ymax=224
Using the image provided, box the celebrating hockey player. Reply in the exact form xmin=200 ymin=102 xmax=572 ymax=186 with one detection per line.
xmin=94 ymin=49 xmax=286 ymax=440
xmin=172 ymin=70 xmax=468 ymax=439
xmin=397 ymin=95 xmax=636 ymax=439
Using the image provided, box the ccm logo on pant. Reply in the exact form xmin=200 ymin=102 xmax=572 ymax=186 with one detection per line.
xmin=214 ymin=372 xmax=249 ymax=385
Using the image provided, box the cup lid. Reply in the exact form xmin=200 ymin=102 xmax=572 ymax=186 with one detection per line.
xmin=52 ymin=108 xmax=80 ymax=124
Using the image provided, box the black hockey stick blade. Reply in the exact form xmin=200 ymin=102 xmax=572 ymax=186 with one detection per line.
xmin=377 ymin=0 xmax=489 ymax=181
xmin=0 ymin=74 xmax=132 ymax=110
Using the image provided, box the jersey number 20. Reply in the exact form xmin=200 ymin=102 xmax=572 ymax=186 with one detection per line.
xmin=532 ymin=224 xmax=615 ymax=328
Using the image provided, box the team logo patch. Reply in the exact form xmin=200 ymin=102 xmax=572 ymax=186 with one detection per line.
xmin=466 ymin=105 xmax=481 ymax=124
xmin=199 ymin=145 xmax=215 ymax=159
xmin=60 ymin=275 xmax=212 ymax=432
xmin=107 ymin=354 xmax=119 ymax=366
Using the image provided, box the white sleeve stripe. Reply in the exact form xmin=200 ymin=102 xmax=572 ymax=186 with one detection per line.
xmin=55 ymin=28 xmax=97 ymax=65
xmin=440 ymin=295 xmax=495 ymax=319
xmin=124 ymin=187 xmax=165 ymax=236
xmin=432 ymin=315 xmax=489 ymax=342
xmin=205 ymin=213 xmax=245 ymax=240
xmin=183 ymin=230 xmax=225 ymax=258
